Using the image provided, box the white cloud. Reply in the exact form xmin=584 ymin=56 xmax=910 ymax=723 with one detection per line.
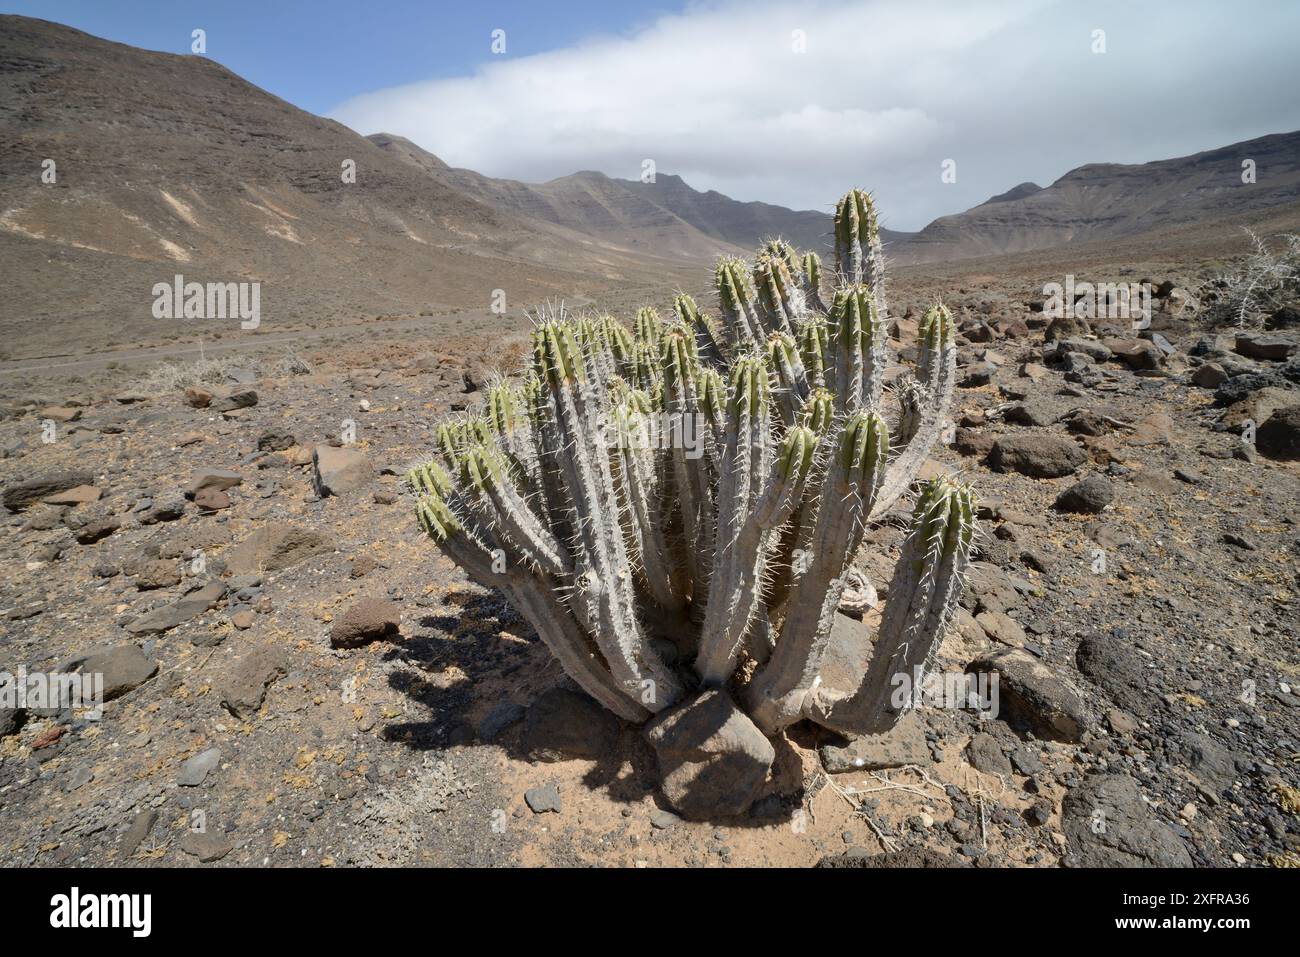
xmin=330 ymin=0 xmax=1300 ymax=230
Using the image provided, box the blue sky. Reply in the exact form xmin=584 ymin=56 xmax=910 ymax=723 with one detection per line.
xmin=1 ymin=0 xmax=681 ymax=115
xmin=7 ymin=0 xmax=1300 ymax=228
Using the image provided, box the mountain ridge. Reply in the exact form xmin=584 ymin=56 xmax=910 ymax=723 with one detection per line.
xmin=0 ymin=15 xmax=702 ymax=357
xmin=369 ymin=132 xmax=867 ymax=260
xmin=893 ymin=129 xmax=1300 ymax=262
xmin=4 ymin=11 xmax=1300 ymax=361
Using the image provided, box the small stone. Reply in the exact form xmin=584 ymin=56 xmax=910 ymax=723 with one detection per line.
xmin=193 ymin=486 xmax=232 ymax=511
xmin=650 ymin=809 xmax=681 ymax=830
xmin=989 ymin=435 xmax=1085 ymax=478
xmin=1004 ymin=402 xmax=1057 ymax=428
xmin=1044 ymin=314 xmax=1092 ymax=341
xmin=1267 ymin=306 xmax=1300 ymax=330
xmin=525 ymin=784 xmax=562 ymax=814
xmin=188 ymin=468 xmax=242 ymax=497
xmin=967 ymin=732 xmax=1013 ymax=776
xmin=329 ymin=597 xmax=401 ymax=648
xmin=976 ymin=609 xmax=1026 ymax=647
xmin=43 ymin=485 xmax=102 ymax=506
xmin=960 ymin=363 xmax=996 ymax=387
xmin=22 ymin=504 xmax=66 ymax=531
xmin=212 ymin=389 xmax=257 ymax=413
xmin=819 ymin=712 xmax=930 ymax=772
xmin=1256 ymin=406 xmax=1300 ymax=460
xmin=223 ymin=524 xmax=334 ymax=575
xmin=953 ymin=428 xmax=996 ymax=458
xmin=1063 ymin=409 xmax=1108 ymax=436
xmin=969 ymin=648 xmax=1090 ymax=743
xmin=257 ymin=431 xmax=295 ymax=452
xmin=218 ymin=649 xmax=287 ymax=719
xmin=645 ymin=689 xmax=774 ymax=819
xmin=139 ymin=495 xmax=186 ymax=524
xmin=74 ymin=517 xmax=120 ymax=544
xmin=1104 ymin=338 xmax=1163 ymax=370
xmin=287 ymin=445 xmax=314 ymax=466
xmin=1053 ymin=474 xmax=1113 ymax=514
xmin=120 ymin=809 xmax=159 ymax=857
xmin=63 ymin=765 xmax=95 ymax=792
xmin=1105 ymin=708 xmax=1139 ymax=735
xmin=313 ymin=445 xmax=374 ymax=497
xmin=1191 ymin=363 xmax=1228 ymax=388
xmin=1235 ymin=334 xmax=1296 ymax=361
xmin=178 ymin=747 xmax=222 ymax=786
xmin=1025 ymin=800 xmax=1052 ymax=827
xmin=124 ymin=580 xmax=226 ymax=634
xmin=40 ymin=406 xmax=82 ymax=422
xmin=61 ymin=644 xmax=158 ymax=700
xmin=180 ymin=829 xmax=233 ymax=862
xmin=3 ymin=470 xmax=93 ymax=512
xmin=133 ymin=559 xmax=181 ymax=590
xmin=1128 ymin=412 xmax=1174 ymax=446
xmin=1222 ymin=532 xmax=1256 ymax=551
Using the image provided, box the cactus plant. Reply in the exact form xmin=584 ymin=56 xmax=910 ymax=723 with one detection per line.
xmin=410 ymin=187 xmax=973 ymax=748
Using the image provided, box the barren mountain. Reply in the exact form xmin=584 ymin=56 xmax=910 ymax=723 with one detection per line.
xmin=5 ymin=12 xmax=1300 ymax=369
xmin=897 ymin=131 xmax=1300 ymax=262
xmin=369 ymin=133 xmax=916 ymax=261
xmin=0 ymin=16 xmax=695 ymax=360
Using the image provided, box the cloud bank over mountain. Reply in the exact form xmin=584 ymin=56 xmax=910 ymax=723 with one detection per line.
xmin=330 ymin=0 xmax=1300 ymax=230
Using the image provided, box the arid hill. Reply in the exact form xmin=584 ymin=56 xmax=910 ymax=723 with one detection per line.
xmin=895 ymin=131 xmax=1300 ymax=262
xmin=0 ymin=16 xmax=700 ymax=360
